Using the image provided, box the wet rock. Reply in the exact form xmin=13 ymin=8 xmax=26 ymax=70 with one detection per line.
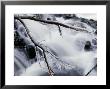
xmin=92 ymin=39 xmax=97 ymax=45
xmin=84 ymin=41 xmax=92 ymax=51
xmin=25 ymin=44 xmax=36 ymax=59
xmin=14 ymin=31 xmax=26 ymax=48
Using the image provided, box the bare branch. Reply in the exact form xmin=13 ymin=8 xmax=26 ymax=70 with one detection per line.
xmin=14 ymin=16 xmax=92 ymax=34
xmin=15 ymin=17 xmax=54 ymax=76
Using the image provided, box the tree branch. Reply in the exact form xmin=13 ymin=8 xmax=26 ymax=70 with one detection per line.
xmin=14 ymin=16 xmax=92 ymax=34
xmin=15 ymin=17 xmax=54 ymax=76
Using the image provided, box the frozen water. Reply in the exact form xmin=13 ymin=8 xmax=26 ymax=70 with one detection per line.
xmin=14 ymin=14 xmax=97 ymax=76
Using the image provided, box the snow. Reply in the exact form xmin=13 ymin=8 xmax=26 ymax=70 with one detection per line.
xmin=76 ymin=14 xmax=97 ymax=20
xmin=14 ymin=14 xmax=97 ymax=76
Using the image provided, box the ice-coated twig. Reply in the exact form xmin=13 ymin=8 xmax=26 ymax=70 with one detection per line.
xmin=14 ymin=16 xmax=92 ymax=34
xmin=37 ymin=44 xmax=76 ymax=69
xmin=15 ymin=17 xmax=54 ymax=76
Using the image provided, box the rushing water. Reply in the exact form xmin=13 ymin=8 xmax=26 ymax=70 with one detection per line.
xmin=14 ymin=16 xmax=97 ymax=76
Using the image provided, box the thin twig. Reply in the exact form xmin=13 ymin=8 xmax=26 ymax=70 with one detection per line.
xmin=85 ymin=64 xmax=97 ymax=76
xmin=58 ymin=25 xmax=62 ymax=36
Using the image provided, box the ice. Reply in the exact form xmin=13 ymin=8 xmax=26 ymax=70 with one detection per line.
xmin=14 ymin=14 xmax=97 ymax=76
